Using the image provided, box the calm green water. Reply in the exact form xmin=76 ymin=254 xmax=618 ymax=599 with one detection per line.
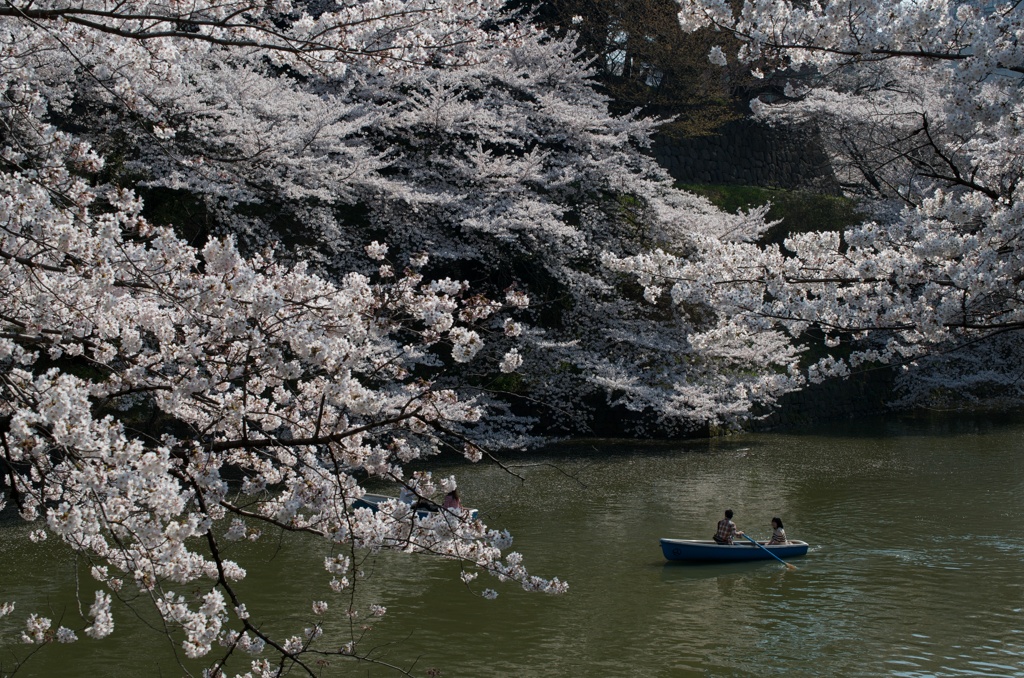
xmin=3 ymin=414 xmax=1024 ymax=677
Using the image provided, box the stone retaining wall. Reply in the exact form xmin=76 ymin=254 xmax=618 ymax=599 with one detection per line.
xmin=752 ymin=367 xmax=896 ymax=431
xmin=651 ymin=118 xmax=840 ymax=193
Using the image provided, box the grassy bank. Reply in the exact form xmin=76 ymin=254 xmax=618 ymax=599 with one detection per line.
xmin=680 ymin=183 xmax=864 ymax=247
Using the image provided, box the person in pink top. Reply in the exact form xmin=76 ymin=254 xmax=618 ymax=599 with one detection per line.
xmin=442 ymin=489 xmax=461 ymax=509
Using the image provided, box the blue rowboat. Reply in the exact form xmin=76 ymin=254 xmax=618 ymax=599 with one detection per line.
xmin=660 ymin=538 xmax=809 ymax=563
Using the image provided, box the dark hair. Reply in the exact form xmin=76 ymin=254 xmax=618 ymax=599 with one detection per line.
xmin=725 ymin=509 xmax=734 ymax=519
xmin=771 ymin=517 xmax=784 ymax=529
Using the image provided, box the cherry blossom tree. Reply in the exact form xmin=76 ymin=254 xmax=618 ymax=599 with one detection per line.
xmin=0 ymin=1 xmax=577 ymax=674
xmin=609 ymin=0 xmax=1024 ymax=408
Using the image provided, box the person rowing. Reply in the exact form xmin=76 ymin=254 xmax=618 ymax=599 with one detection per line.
xmin=712 ymin=508 xmax=745 ymax=544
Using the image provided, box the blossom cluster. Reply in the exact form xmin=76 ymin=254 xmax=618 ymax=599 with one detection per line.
xmin=615 ymin=0 xmax=1024 ymax=406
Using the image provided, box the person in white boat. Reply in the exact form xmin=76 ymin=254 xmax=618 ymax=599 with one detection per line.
xmin=442 ymin=489 xmax=462 ymax=509
xmin=398 ymin=485 xmax=436 ymax=511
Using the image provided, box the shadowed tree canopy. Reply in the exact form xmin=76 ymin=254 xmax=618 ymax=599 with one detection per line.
xmin=505 ymin=0 xmax=756 ymax=136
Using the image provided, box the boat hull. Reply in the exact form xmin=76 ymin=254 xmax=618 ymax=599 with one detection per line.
xmin=660 ymin=538 xmax=809 ymax=563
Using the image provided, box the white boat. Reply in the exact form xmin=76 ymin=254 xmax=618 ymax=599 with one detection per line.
xmin=353 ymin=493 xmax=478 ymax=520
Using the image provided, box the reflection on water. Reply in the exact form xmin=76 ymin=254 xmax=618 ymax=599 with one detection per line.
xmin=2 ymin=413 xmax=1024 ymax=676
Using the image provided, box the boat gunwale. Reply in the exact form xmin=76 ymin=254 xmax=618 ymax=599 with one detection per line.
xmin=660 ymin=538 xmax=809 ymax=549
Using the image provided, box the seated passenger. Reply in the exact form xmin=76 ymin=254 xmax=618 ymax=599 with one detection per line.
xmin=768 ymin=517 xmax=788 ymax=545
xmin=442 ymin=489 xmax=461 ymax=509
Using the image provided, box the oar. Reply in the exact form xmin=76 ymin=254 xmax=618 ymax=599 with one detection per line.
xmin=742 ymin=533 xmax=797 ymax=571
